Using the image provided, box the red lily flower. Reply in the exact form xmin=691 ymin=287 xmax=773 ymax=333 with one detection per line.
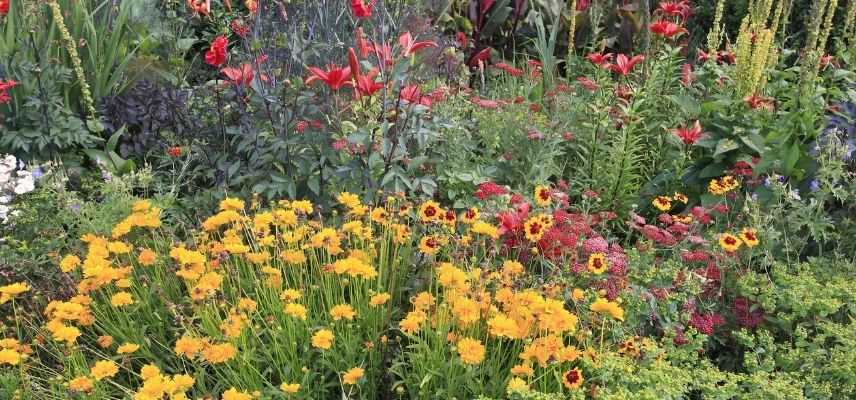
xmin=656 ymin=1 xmax=692 ymax=19
xmin=187 ymin=0 xmax=210 ymax=15
xmin=354 ymin=69 xmax=384 ymax=98
xmin=221 ymin=64 xmax=254 ymax=87
xmin=671 ymin=120 xmax=703 ymax=145
xmin=348 ymin=48 xmax=362 ymax=82
xmin=204 ymin=36 xmax=228 ymax=67
xmin=697 ymin=49 xmax=710 ymax=63
xmin=605 ymin=54 xmax=645 ymax=76
xmin=0 ymin=0 xmax=9 ymax=16
xmin=400 ymin=84 xmax=428 ymax=106
xmin=650 ymin=20 xmax=687 ymax=38
xmin=468 ymin=47 xmax=492 ymax=67
xmin=586 ymin=52 xmax=613 ymax=66
xmin=350 ymin=0 xmax=376 ymax=18
xmin=743 ymin=93 xmax=774 ymax=111
xmin=305 ymin=64 xmax=352 ymax=90
xmin=398 ymin=32 xmax=437 ymax=57
xmin=455 ymin=32 xmax=468 ymax=49
xmin=356 ymin=28 xmax=371 ymax=58
xmin=373 ymin=42 xmax=394 ymax=68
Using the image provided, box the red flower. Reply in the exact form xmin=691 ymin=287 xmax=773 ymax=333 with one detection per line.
xmin=244 ymin=0 xmax=257 ymax=13
xmin=350 ymin=0 xmax=376 ymax=18
xmin=230 ymin=19 xmax=250 ymax=38
xmin=696 ymin=49 xmax=711 ymax=63
xmin=187 ymin=0 xmax=210 ymax=15
xmin=455 ymin=31 xmax=468 ymax=48
xmin=577 ymin=76 xmax=599 ymax=92
xmin=576 ymin=0 xmax=590 ymax=11
xmin=474 ymin=181 xmax=507 ymax=200
xmin=586 ymin=52 xmax=613 ymax=66
xmin=470 ymin=96 xmax=501 ymax=109
xmin=493 ymin=62 xmax=524 ymax=77
xmin=0 ymin=79 xmax=17 ymax=104
xmin=0 ymin=0 xmax=9 ymax=16
xmin=681 ymin=63 xmax=694 ymax=87
xmin=373 ymin=42 xmax=394 ymax=68
xmin=605 ymin=54 xmax=645 ymax=76
xmin=354 ymin=68 xmax=384 ymax=98
xmin=398 ymin=32 xmax=437 ymax=58
xmin=672 ymin=120 xmax=703 ymax=145
xmin=716 ymin=50 xmax=735 ymax=64
xmin=468 ymin=47 xmax=492 ymax=67
xmin=167 ymin=146 xmax=183 ymax=158
xmin=400 ymin=85 xmax=431 ymax=107
xmin=356 ymin=28 xmax=371 ymax=58
xmin=656 ymin=1 xmax=692 ymax=19
xmin=650 ymin=20 xmax=687 ymax=38
xmin=744 ymin=93 xmax=774 ymax=111
xmin=305 ymin=64 xmax=352 ymax=90
xmin=221 ymin=64 xmax=254 ymax=86
xmin=204 ymin=36 xmax=228 ymax=68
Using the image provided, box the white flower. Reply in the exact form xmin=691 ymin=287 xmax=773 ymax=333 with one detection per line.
xmin=13 ymin=171 xmax=35 ymax=195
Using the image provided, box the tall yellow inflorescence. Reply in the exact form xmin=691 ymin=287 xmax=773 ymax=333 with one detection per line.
xmin=734 ymin=0 xmax=778 ymax=96
xmin=47 ymin=0 xmax=97 ymax=120
xmin=567 ymin=0 xmax=578 ymax=61
xmin=706 ymin=0 xmax=727 ymax=57
xmin=844 ymin=0 xmax=856 ymax=47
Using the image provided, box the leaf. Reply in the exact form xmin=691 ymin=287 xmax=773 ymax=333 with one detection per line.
xmin=176 ymin=38 xmax=198 ymax=52
xmin=106 ymin=126 xmax=126 ymax=153
xmin=307 ymin=176 xmax=320 ymax=195
xmin=480 ymin=0 xmax=511 ymax=38
xmin=669 ymin=94 xmax=700 ymax=116
xmin=783 ymin=142 xmax=801 ymax=175
xmin=738 ymin=133 xmax=766 ymax=154
xmin=713 ymin=138 xmax=739 ymax=157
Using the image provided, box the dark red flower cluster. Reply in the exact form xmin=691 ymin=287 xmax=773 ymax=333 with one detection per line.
xmin=689 ymin=312 xmax=724 ymax=335
xmin=474 ymin=181 xmax=508 ymax=200
xmin=205 ymin=36 xmax=228 ymax=67
xmin=0 ymin=79 xmax=17 ymax=104
xmin=733 ymin=297 xmax=764 ymax=329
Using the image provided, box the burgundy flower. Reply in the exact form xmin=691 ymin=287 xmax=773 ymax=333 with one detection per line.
xmin=577 ymin=76 xmax=599 ymax=92
xmin=474 ymin=181 xmax=508 ymax=200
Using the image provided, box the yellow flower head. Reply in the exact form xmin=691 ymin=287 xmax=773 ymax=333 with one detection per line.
xmin=590 ymin=298 xmax=624 ymax=321
xmin=719 ymin=233 xmax=743 ymax=252
xmin=418 ymin=201 xmax=442 ymax=223
xmin=330 ymin=304 xmax=356 ymax=321
xmin=456 ymin=337 xmax=485 ymax=365
xmin=563 ymin=367 xmax=584 ymax=389
xmin=342 ymin=367 xmax=365 ymax=385
xmin=739 ymin=228 xmax=759 ymax=247
xmin=369 ymin=293 xmax=391 ymax=307
xmin=587 ymin=253 xmax=609 ymax=275
xmin=90 ymin=360 xmax=119 ymax=381
xmin=280 ymin=382 xmax=300 ymax=393
xmin=652 ymin=196 xmax=672 ymax=211
xmin=311 ymin=329 xmax=334 ymax=350
xmin=116 ymin=343 xmax=140 ymax=354
xmin=534 ymin=185 xmax=552 ymax=206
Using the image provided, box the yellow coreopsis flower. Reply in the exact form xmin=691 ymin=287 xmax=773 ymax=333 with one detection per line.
xmin=534 ymin=185 xmax=552 ymax=206
xmin=116 ymin=343 xmax=140 ymax=354
xmin=68 ymin=376 xmax=94 ymax=392
xmin=110 ymin=291 xmax=134 ymax=307
xmin=222 ymin=388 xmax=253 ymax=400
xmin=590 ymin=298 xmax=625 ymax=321
xmin=284 ymin=303 xmax=308 ymax=320
xmin=60 ymin=254 xmax=81 ymax=272
xmin=311 ymin=329 xmax=334 ymax=350
xmin=652 ymin=196 xmax=672 ymax=211
xmin=342 ymin=367 xmax=365 ymax=385
xmin=0 ymin=282 xmax=30 ymax=304
xmin=719 ymin=233 xmax=743 ymax=252
xmin=0 ymin=348 xmax=21 ymax=365
xmin=90 ymin=360 xmax=119 ymax=381
xmin=456 ymin=337 xmax=485 ymax=365
xmin=739 ymin=228 xmax=760 ymax=247
xmin=369 ymin=293 xmax=391 ymax=306
xmin=587 ymin=252 xmax=609 ymax=274
xmin=201 ymin=342 xmax=237 ymax=363
xmin=280 ymin=382 xmax=300 ymax=393
xmin=330 ymin=304 xmax=356 ymax=321
xmin=507 ymin=377 xmax=529 ymax=393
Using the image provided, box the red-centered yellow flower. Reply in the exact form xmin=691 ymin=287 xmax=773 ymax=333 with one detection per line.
xmin=90 ymin=360 xmax=119 ymax=381
xmin=370 ymin=207 xmax=389 ymax=224
xmin=534 ymin=185 xmax=552 ymax=206
xmin=461 ymin=207 xmax=480 ymax=224
xmin=523 ymin=214 xmax=551 ymax=242
xmin=587 ymin=252 xmax=609 ymax=274
xmin=719 ymin=233 xmax=742 ymax=252
xmin=330 ymin=304 xmax=356 ymax=321
xmin=590 ymin=298 xmax=624 ymax=321
xmin=739 ymin=228 xmax=759 ymax=247
xmin=342 ymin=367 xmax=365 ymax=385
xmin=418 ymin=235 xmax=441 ymax=255
xmin=418 ymin=200 xmax=441 ymax=223
xmin=563 ymin=367 xmax=584 ymax=389
xmin=652 ymin=196 xmax=672 ymax=211
xmin=369 ymin=293 xmax=391 ymax=306
xmin=456 ymin=337 xmax=485 ymax=365
xmin=311 ymin=329 xmax=334 ymax=350
xmin=673 ymin=192 xmax=688 ymax=203
xmin=280 ymin=382 xmax=300 ymax=393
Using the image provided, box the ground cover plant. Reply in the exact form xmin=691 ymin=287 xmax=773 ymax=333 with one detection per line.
xmin=1 ymin=0 xmax=856 ymax=399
